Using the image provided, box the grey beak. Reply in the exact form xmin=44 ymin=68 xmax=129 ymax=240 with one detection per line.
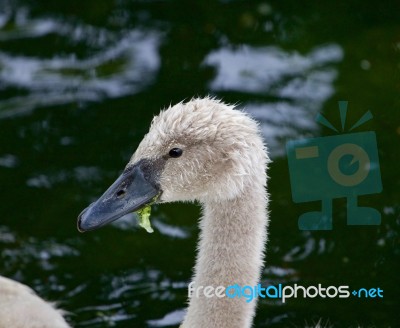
xmin=77 ymin=163 xmax=160 ymax=232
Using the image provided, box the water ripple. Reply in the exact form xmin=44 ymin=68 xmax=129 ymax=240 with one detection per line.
xmin=204 ymin=43 xmax=344 ymax=157
xmin=147 ymin=309 xmax=186 ymax=327
xmin=0 ymin=9 xmax=162 ymax=118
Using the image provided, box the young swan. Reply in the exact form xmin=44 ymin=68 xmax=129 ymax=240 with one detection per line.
xmin=78 ymin=98 xmax=269 ymax=328
xmin=0 ymin=276 xmax=71 ymax=328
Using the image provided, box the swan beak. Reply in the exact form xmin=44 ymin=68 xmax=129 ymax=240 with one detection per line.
xmin=77 ymin=162 xmax=160 ymax=232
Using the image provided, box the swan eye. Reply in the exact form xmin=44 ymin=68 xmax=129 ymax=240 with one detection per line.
xmin=169 ymin=148 xmax=183 ymax=158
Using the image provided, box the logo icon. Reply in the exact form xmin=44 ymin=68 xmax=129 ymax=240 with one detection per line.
xmin=286 ymin=101 xmax=382 ymax=230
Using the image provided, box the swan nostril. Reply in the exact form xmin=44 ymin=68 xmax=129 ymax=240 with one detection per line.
xmin=116 ymin=189 xmax=126 ymax=198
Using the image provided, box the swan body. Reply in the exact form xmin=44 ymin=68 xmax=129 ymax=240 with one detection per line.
xmin=78 ymin=98 xmax=269 ymax=328
xmin=0 ymin=276 xmax=71 ymax=328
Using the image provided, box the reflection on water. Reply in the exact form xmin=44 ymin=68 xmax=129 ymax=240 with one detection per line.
xmin=147 ymin=309 xmax=186 ymax=327
xmin=26 ymin=166 xmax=102 ymax=188
xmin=205 ymin=44 xmax=343 ymax=157
xmin=0 ymin=153 xmax=19 ymax=168
xmin=0 ymin=225 xmax=79 ymax=303
xmin=0 ymin=7 xmax=161 ymax=118
xmin=283 ymin=233 xmax=334 ymax=262
xmin=0 ymin=226 xmax=79 ymax=270
xmin=69 ymin=267 xmax=190 ymax=327
xmin=204 ymin=44 xmax=342 ymax=96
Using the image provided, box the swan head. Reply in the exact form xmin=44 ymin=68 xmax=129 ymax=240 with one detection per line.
xmin=78 ymin=97 xmax=268 ymax=232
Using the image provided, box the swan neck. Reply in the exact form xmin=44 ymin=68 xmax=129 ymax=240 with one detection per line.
xmin=182 ymin=181 xmax=268 ymax=328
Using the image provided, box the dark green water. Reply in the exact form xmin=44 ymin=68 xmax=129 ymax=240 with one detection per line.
xmin=0 ymin=0 xmax=399 ymax=327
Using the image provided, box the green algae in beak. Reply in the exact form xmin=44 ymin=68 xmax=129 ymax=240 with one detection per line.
xmin=135 ymin=194 xmax=160 ymax=233
xmin=136 ymin=205 xmax=154 ymax=233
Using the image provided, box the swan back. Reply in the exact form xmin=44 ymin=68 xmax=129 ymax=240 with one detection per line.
xmin=0 ymin=276 xmax=70 ymax=328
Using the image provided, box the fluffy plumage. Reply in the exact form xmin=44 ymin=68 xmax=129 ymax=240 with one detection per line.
xmin=130 ymin=98 xmax=270 ymax=327
xmin=0 ymin=276 xmax=70 ymax=328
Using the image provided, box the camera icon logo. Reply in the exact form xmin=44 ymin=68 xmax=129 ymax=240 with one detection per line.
xmin=286 ymin=101 xmax=382 ymax=230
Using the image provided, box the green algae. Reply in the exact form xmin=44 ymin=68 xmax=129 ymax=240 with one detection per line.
xmin=135 ymin=194 xmax=160 ymax=233
xmin=136 ymin=205 xmax=154 ymax=233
